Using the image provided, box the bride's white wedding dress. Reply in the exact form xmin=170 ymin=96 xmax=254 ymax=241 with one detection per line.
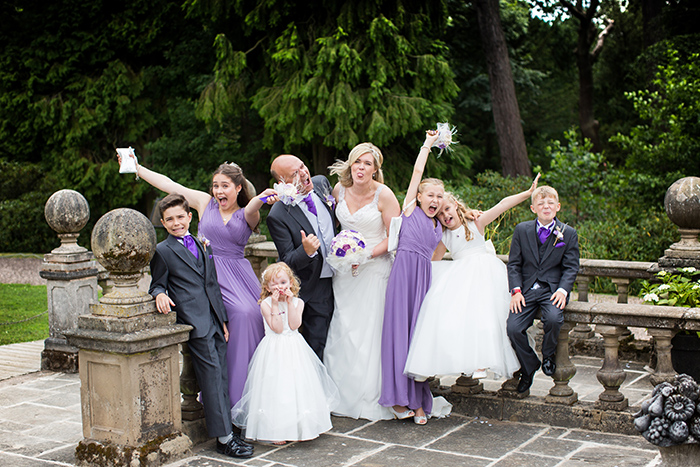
xmin=324 ymin=185 xmax=394 ymax=420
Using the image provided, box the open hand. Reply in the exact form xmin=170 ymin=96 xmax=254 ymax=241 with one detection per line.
xmin=550 ymin=290 xmax=567 ymax=309
xmin=155 ymin=293 xmax=175 ymax=314
xmin=527 ymin=173 xmax=541 ymax=194
xmin=509 ymin=292 xmax=525 ymax=314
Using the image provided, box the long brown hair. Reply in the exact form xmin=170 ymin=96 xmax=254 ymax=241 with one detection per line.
xmin=443 ymin=192 xmax=473 ymax=242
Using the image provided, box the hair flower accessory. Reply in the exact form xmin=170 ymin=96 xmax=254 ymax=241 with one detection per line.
xmin=553 ymin=226 xmax=566 ymax=248
xmin=327 ymin=230 xmax=367 ymax=277
xmin=432 ymin=122 xmax=459 ymax=157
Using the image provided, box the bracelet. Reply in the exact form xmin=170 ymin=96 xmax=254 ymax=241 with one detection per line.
xmin=421 ymin=145 xmax=431 ymax=152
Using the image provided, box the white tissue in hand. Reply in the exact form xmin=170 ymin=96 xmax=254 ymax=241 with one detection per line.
xmin=116 ymin=147 xmax=138 ymax=174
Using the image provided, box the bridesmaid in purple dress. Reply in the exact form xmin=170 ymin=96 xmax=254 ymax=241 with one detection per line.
xmin=116 ymin=153 xmax=277 ymax=407
xmin=380 ymin=130 xmax=452 ymax=425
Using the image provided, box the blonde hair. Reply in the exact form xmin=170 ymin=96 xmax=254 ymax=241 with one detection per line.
xmin=416 ymin=178 xmax=444 ymax=208
xmin=259 ymin=262 xmax=300 ymax=303
xmin=531 ymin=186 xmax=559 ymax=204
xmin=442 ymin=192 xmax=473 ymax=242
xmin=328 ymin=143 xmax=384 ymax=187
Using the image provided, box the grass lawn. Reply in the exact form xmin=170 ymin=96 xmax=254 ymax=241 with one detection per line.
xmin=0 ymin=283 xmax=48 ymax=345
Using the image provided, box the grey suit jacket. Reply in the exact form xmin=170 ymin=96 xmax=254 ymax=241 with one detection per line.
xmin=149 ymin=234 xmax=227 ymax=339
xmin=507 ymin=218 xmax=580 ymax=295
xmin=266 ymin=175 xmax=337 ymax=303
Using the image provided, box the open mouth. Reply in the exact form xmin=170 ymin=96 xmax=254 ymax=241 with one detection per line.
xmin=427 ymin=205 xmax=438 ymax=216
xmin=218 ymin=196 xmax=228 ymax=207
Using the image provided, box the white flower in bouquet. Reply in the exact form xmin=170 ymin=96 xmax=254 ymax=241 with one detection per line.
xmin=273 ymin=181 xmax=304 ymax=206
xmin=326 ymin=230 xmax=368 ymax=276
xmin=432 ymin=122 xmax=458 ymax=157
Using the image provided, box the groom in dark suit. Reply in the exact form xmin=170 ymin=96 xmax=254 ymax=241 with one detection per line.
xmin=149 ymin=194 xmax=252 ymax=458
xmin=506 ymin=185 xmax=579 ymax=394
xmin=267 ymin=155 xmax=337 ymax=360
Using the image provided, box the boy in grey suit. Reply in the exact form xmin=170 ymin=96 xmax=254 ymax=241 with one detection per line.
xmin=506 ymin=186 xmax=579 ymax=394
xmin=149 ymin=194 xmax=253 ymax=458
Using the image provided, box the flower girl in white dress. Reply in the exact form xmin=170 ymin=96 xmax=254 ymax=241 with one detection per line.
xmin=231 ymin=262 xmax=339 ymax=445
xmin=405 ymin=174 xmax=540 ymax=381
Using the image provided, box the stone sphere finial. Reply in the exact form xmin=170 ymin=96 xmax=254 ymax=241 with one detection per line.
xmin=661 ymin=177 xmax=700 ymax=264
xmin=44 ymin=189 xmax=90 ymax=254
xmin=91 ymin=208 xmax=156 ymax=304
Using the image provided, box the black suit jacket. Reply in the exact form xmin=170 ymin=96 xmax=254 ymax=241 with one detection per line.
xmin=507 ymin=218 xmax=580 ymax=296
xmin=266 ymin=175 xmax=337 ymax=302
xmin=149 ymin=235 xmax=227 ymax=339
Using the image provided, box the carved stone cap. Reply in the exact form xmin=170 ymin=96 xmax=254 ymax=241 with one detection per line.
xmin=665 ymin=176 xmax=700 ymax=229
xmin=44 ymin=189 xmax=90 ymax=255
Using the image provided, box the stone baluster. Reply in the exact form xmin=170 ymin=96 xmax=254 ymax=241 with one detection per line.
xmin=180 ymin=342 xmax=207 ymax=445
xmin=451 ymin=373 xmax=483 ymax=395
xmin=571 ymin=276 xmax=594 ymax=338
xmin=611 ymin=278 xmax=632 ymax=336
xmin=545 ymin=322 xmax=578 ymax=405
xmin=594 ymin=325 xmax=628 ymax=410
xmin=647 ymin=328 xmax=678 ymax=386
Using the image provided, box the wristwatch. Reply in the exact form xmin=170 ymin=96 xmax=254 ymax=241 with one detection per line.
xmin=510 ymin=287 xmax=522 ymax=296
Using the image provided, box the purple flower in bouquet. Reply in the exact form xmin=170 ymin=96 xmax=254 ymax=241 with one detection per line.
xmin=327 ymin=229 xmax=369 ymax=275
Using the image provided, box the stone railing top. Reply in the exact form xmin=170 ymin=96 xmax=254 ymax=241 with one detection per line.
xmin=565 ymin=300 xmax=700 ymax=331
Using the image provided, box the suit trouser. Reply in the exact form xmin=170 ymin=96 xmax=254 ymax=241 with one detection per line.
xmin=506 ymin=287 xmax=565 ymax=377
xmin=187 ymin=315 xmax=232 ymax=438
xmin=300 ymin=277 xmax=334 ymax=362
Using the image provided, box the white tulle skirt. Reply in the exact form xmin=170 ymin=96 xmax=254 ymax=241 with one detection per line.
xmin=231 ymin=331 xmax=340 ymax=442
xmin=405 ymin=252 xmax=520 ymax=380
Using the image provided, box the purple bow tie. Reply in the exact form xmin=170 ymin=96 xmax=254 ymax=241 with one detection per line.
xmin=183 ymin=235 xmax=199 ymax=259
xmin=303 ymin=194 xmax=317 ymax=216
xmin=538 ymin=226 xmax=551 ymax=244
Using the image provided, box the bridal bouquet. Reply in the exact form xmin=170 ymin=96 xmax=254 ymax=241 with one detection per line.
xmin=432 ymin=122 xmax=458 ymax=157
xmin=327 ymin=230 xmax=367 ymax=276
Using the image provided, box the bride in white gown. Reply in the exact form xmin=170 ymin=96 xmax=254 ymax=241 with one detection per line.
xmin=324 ymin=143 xmax=400 ymax=420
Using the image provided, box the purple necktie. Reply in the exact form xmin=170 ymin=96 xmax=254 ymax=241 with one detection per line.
xmin=303 ymin=194 xmax=317 ymax=216
xmin=183 ymin=235 xmax=199 ymax=259
xmin=538 ymin=226 xmax=551 ymax=244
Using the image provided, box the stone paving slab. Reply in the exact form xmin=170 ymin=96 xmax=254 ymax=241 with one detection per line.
xmin=0 ymin=370 xmax=663 ymax=467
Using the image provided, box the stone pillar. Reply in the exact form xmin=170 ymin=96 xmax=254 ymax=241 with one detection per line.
xmin=66 ymin=208 xmax=192 ymax=467
xmin=245 ymin=233 xmax=269 ymax=279
xmin=40 ymin=190 xmax=98 ymax=372
xmin=545 ymin=322 xmax=578 ymax=405
xmin=570 ymin=276 xmax=594 ymax=338
xmin=648 ymin=328 xmax=678 ymax=386
xmin=594 ymin=325 xmax=628 ymax=410
xmin=658 ymin=176 xmax=700 ymax=269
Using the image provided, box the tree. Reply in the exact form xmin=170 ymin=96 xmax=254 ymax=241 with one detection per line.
xmin=187 ymin=1 xmax=461 ymax=178
xmin=474 ymin=0 xmax=531 ymax=177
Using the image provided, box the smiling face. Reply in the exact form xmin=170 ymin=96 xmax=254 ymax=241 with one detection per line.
xmin=273 ymin=155 xmax=313 ymax=194
xmin=531 ymin=194 xmax=560 ymax=225
xmin=417 ymin=182 xmax=444 ymax=218
xmin=212 ymin=174 xmax=241 ymax=210
xmin=160 ymin=205 xmax=192 ymax=238
xmin=351 ymin=152 xmax=377 ymax=185
xmin=437 ymin=200 xmax=461 ymax=230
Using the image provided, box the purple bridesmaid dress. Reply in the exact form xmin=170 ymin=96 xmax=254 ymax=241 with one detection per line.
xmin=379 ymin=207 xmax=442 ymax=413
xmin=198 ymin=198 xmax=264 ymax=406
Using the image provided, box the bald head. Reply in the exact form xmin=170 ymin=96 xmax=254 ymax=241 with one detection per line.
xmin=270 ymin=154 xmax=313 ymax=194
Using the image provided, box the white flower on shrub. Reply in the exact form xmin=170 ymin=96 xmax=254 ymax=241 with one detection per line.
xmin=658 ymin=271 xmax=667 ymax=276
xmin=658 ymin=284 xmax=671 ymax=290
xmin=693 ymin=284 xmax=700 ymax=290
xmin=682 ymin=267 xmax=697 ymax=273
xmin=643 ymin=293 xmax=660 ymax=303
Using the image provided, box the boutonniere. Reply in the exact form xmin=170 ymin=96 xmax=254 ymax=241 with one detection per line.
xmin=198 ymin=234 xmax=211 ymax=249
xmin=324 ymin=193 xmax=336 ymax=209
xmin=553 ymin=226 xmax=566 ymax=248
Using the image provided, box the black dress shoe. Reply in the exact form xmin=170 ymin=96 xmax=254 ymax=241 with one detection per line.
xmin=517 ymin=372 xmax=534 ymax=393
xmin=230 ymin=430 xmax=253 ymax=449
xmin=542 ymin=357 xmax=556 ymax=376
xmin=217 ymin=436 xmax=254 ymax=458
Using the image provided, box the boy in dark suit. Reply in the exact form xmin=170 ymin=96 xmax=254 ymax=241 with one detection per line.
xmin=266 ymin=155 xmax=337 ymax=360
xmin=149 ymin=194 xmax=253 ymax=458
xmin=506 ymin=186 xmax=579 ymax=394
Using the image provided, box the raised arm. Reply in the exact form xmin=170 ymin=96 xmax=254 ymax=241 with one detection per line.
xmin=118 ymin=152 xmax=211 ymax=218
xmin=403 ymin=130 xmax=439 ymax=215
xmin=244 ymin=188 xmax=278 ymax=230
xmin=474 ymin=173 xmax=540 ymax=235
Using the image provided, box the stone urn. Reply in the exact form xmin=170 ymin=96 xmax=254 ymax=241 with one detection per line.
xmin=660 ymin=176 xmax=700 ymax=268
xmin=91 ymin=208 xmax=156 ymax=306
xmin=44 ymin=189 xmax=90 ymax=254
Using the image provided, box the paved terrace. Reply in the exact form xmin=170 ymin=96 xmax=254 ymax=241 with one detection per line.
xmin=0 ymin=340 xmax=661 ymax=467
